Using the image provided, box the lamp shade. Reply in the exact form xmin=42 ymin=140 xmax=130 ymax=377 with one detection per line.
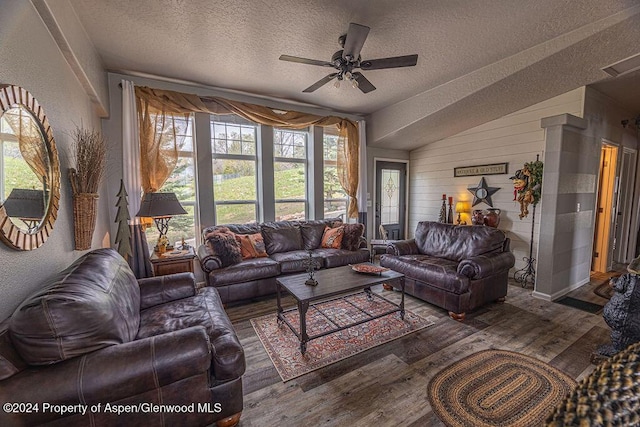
xmin=3 ymin=188 xmax=45 ymax=220
xmin=136 ymin=192 xmax=187 ymax=218
xmin=455 ymin=201 xmax=467 ymax=213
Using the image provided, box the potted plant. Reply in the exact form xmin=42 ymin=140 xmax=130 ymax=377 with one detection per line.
xmin=68 ymin=126 xmax=106 ymax=250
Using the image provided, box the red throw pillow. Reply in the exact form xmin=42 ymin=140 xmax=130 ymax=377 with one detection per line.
xmin=235 ymin=233 xmax=268 ymax=259
xmin=321 ymin=226 xmax=344 ymax=249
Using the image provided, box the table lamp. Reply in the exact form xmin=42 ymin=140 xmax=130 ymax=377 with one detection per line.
xmin=455 ymin=201 xmax=468 ymax=225
xmin=136 ymin=192 xmax=187 ymax=252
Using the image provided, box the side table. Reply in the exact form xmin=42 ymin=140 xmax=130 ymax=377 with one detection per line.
xmin=150 ymin=246 xmax=196 ymax=276
xmin=369 ymin=239 xmax=399 ymax=262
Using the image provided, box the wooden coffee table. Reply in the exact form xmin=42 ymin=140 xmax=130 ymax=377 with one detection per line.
xmin=275 ymin=264 xmax=405 ymax=354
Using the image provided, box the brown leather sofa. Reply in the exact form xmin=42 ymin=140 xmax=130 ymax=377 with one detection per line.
xmin=197 ymin=219 xmax=370 ymax=303
xmin=0 ymin=249 xmax=245 ymax=427
xmin=380 ymin=221 xmax=515 ymax=321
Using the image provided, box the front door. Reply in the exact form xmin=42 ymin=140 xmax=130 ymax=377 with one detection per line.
xmin=375 ymin=161 xmax=406 ymax=240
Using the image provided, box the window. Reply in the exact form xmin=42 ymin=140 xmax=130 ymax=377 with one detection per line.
xmin=146 ymin=114 xmax=198 ymax=248
xmin=323 ymin=128 xmax=347 ymax=219
xmin=211 ymin=117 xmax=258 ymax=224
xmin=273 ymin=128 xmax=307 ymax=220
xmin=0 ymin=109 xmax=41 ymax=203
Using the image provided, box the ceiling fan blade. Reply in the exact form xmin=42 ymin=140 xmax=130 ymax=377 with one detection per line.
xmin=342 ymin=23 xmax=370 ymax=61
xmin=352 ymin=72 xmax=376 ymax=93
xmin=279 ymin=55 xmax=334 ymax=67
xmin=303 ymin=73 xmax=339 ymax=92
xmin=360 ymin=54 xmax=418 ymax=70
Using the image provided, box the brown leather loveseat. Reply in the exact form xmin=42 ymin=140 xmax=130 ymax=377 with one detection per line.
xmin=381 ymin=221 xmax=515 ymax=321
xmin=0 ymin=248 xmax=245 ymax=427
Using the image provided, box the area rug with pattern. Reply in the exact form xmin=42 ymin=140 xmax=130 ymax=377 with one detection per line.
xmin=427 ymin=349 xmax=577 ymax=427
xmin=251 ymin=294 xmax=434 ymax=382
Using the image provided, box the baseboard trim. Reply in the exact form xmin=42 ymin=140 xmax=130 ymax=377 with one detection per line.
xmin=531 ymin=277 xmax=590 ymax=301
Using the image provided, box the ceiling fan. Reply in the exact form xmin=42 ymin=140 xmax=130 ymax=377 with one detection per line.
xmin=279 ymin=23 xmax=418 ymax=94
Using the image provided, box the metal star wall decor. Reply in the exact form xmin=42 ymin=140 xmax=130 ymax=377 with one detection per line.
xmin=468 ymin=177 xmax=500 ymax=207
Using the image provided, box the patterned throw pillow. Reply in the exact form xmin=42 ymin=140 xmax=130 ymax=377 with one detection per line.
xmin=235 ymin=233 xmax=268 ymax=259
xmin=204 ymin=227 xmax=242 ymax=267
xmin=321 ymin=226 xmax=344 ymax=249
xmin=342 ymin=223 xmax=365 ymax=251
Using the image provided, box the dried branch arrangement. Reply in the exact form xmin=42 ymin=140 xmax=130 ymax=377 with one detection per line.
xmin=68 ymin=126 xmax=106 ymax=195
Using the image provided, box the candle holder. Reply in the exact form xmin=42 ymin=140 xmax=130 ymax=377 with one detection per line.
xmin=304 ymin=250 xmax=318 ymax=286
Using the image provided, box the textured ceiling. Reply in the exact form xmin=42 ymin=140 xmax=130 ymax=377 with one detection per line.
xmin=68 ymin=0 xmax=640 ymax=149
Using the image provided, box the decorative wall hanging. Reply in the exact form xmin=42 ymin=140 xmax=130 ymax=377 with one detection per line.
xmin=511 ymin=155 xmax=543 ymax=288
xmin=0 ymin=84 xmax=61 ymax=251
xmin=454 ymin=163 xmax=508 ymax=177
xmin=68 ymin=126 xmax=106 ymax=250
xmin=467 ymin=177 xmax=500 ymax=207
xmin=510 ymin=159 xmax=543 ymax=219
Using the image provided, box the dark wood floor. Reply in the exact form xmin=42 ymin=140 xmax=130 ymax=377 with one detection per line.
xmin=225 ymin=269 xmax=622 ymax=426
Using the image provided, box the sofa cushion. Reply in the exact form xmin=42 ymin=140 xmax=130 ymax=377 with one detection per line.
xmin=261 ymin=221 xmax=303 ymax=254
xmin=321 ymin=226 xmax=344 ymax=248
xmin=342 ymin=223 xmax=365 ymax=251
xmin=381 ymin=254 xmax=470 ymax=294
xmin=300 ymin=219 xmax=339 ymax=250
xmin=313 ymin=248 xmax=371 ymax=268
xmin=204 ymin=227 xmax=242 ymax=267
xmin=414 ymin=221 xmax=506 ymax=262
xmin=137 ymin=287 xmax=245 ymax=382
xmin=235 ymin=232 xmax=268 ymax=259
xmin=270 ymin=250 xmax=324 ymax=273
xmin=206 ymin=257 xmax=280 ymax=286
xmin=9 ymin=249 xmax=140 ymax=365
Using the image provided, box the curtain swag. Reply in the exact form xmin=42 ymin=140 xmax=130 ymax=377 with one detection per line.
xmin=134 ymin=86 xmax=360 ymax=217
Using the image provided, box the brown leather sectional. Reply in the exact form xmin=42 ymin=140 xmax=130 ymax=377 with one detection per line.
xmin=0 ymin=249 xmax=245 ymax=427
xmin=381 ymin=221 xmax=515 ymax=321
xmin=197 ymin=219 xmax=370 ymax=303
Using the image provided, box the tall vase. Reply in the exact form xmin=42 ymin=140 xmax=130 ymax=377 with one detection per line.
xmin=72 ymin=193 xmax=99 ymax=250
xmin=447 ymin=198 xmax=454 ymax=224
xmin=439 ymin=195 xmax=447 ymax=223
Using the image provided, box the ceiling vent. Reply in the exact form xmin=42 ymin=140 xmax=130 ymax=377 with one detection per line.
xmin=602 ymin=53 xmax=640 ymax=77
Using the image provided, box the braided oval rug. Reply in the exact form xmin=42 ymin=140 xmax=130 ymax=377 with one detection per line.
xmin=427 ymin=349 xmax=576 ymax=427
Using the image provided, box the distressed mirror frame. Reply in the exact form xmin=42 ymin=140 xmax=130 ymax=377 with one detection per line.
xmin=0 ymin=85 xmax=60 ymax=250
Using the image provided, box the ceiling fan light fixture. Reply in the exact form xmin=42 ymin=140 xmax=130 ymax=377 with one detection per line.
xmin=279 ymin=22 xmax=418 ymax=94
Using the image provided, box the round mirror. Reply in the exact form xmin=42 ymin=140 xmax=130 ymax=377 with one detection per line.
xmin=0 ymin=85 xmax=60 ymax=250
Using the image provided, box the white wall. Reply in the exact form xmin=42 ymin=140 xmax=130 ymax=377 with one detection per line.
xmin=535 ymin=86 xmax=639 ymax=299
xmin=409 ymin=88 xmax=584 ymax=271
xmin=0 ymin=2 xmax=107 ymax=319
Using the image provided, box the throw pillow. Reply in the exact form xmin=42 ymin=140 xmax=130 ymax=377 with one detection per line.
xmin=342 ymin=223 xmax=365 ymax=251
xmin=204 ymin=227 xmax=242 ymax=267
xmin=235 ymin=233 xmax=268 ymax=259
xmin=321 ymin=226 xmax=344 ymax=249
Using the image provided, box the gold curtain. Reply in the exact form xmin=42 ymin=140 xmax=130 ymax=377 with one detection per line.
xmin=3 ymin=109 xmax=49 ymax=187
xmin=135 ymin=92 xmax=189 ymax=193
xmin=134 ymin=86 xmax=360 ymax=217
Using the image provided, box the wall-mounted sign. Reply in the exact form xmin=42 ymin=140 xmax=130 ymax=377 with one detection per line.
xmin=454 ymin=162 xmax=508 ymax=177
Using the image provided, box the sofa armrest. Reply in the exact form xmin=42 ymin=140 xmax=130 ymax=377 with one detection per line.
xmin=197 ymin=243 xmax=222 ymax=273
xmin=386 ymin=239 xmax=420 ymax=256
xmin=138 ymin=272 xmax=196 ymax=309
xmin=0 ymin=327 xmax=211 ymax=425
xmin=457 ymin=252 xmax=516 ymax=279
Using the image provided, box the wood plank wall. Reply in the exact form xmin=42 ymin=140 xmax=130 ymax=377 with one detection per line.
xmin=409 ymin=88 xmax=584 ymax=271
